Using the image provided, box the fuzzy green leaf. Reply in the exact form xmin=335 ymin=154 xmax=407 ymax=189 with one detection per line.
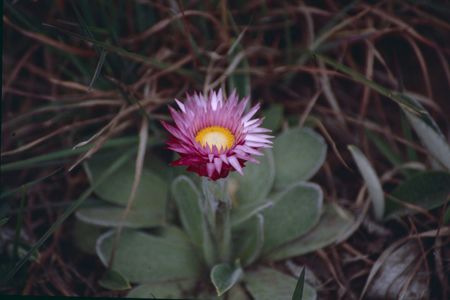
xmin=406 ymin=111 xmax=450 ymax=170
xmin=231 ymin=200 xmax=273 ymax=228
xmin=98 ymin=269 xmax=131 ymax=291
xmin=3 ymin=148 xmax=137 ymax=284
xmin=171 ymin=176 xmax=204 ymax=246
xmin=262 ymin=104 xmax=284 ymax=132
xmin=232 ymin=214 xmax=264 ymax=266
xmin=87 ymin=152 xmax=168 ymax=212
xmin=211 ymin=261 xmax=243 ymax=296
xmin=385 ymin=171 xmax=450 ymax=219
xmin=76 ymin=205 xmax=163 ymax=228
xmin=73 ymin=219 xmax=105 ymax=255
xmin=244 ymin=268 xmax=317 ymax=300
xmin=96 ymin=227 xmax=203 ymax=283
xmin=126 ymin=280 xmax=196 ymax=299
xmin=273 ymin=128 xmax=327 ymax=190
xmin=267 ymin=203 xmax=354 ymax=261
xmin=227 ymin=284 xmax=251 ymax=300
xmin=231 ymin=149 xmax=275 ymax=208
xmin=262 ymin=182 xmax=323 ymax=254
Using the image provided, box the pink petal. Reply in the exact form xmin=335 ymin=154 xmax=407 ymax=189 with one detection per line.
xmin=220 ymin=154 xmax=229 ymax=164
xmin=211 ymin=91 xmax=219 ymax=111
xmin=162 ymin=88 xmax=274 ymax=181
xmin=207 ymin=163 xmax=215 ymax=178
xmin=236 ymin=145 xmax=263 ymax=156
xmin=214 ymin=157 xmax=223 ymax=174
xmin=249 ymin=127 xmax=272 ymax=133
xmin=228 ymin=155 xmax=243 ymax=175
xmin=246 ymin=134 xmax=274 ymax=143
xmin=244 ymin=118 xmax=259 ymax=128
xmin=242 ymin=103 xmax=260 ymax=123
xmin=245 ymin=141 xmax=272 ymax=148
xmin=175 ymin=99 xmax=186 ymax=113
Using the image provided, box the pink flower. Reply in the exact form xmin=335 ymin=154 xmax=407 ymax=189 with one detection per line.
xmin=162 ymin=89 xmax=273 ymax=180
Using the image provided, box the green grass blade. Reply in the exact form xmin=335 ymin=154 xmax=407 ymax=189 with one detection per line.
xmin=88 ymin=50 xmax=108 ymax=89
xmin=1 ymin=168 xmax=64 ymax=199
xmin=6 ymin=2 xmax=95 ymax=79
xmin=70 ymin=0 xmax=108 ymax=86
xmin=5 ymin=1 xmax=41 ymax=32
xmin=366 ymin=130 xmax=404 ymax=167
xmin=171 ymin=2 xmax=206 ymax=66
xmin=311 ymin=1 xmax=358 ymax=51
xmin=227 ymin=11 xmax=251 ymax=97
xmin=315 ymin=53 xmax=434 ymax=128
xmin=408 ymin=0 xmax=450 ymax=17
xmin=41 ymin=24 xmax=199 ymax=80
xmin=401 ymin=113 xmax=418 ymax=161
xmin=70 ymin=1 xmax=96 ymax=41
xmin=104 ymin=77 xmax=153 ymax=123
xmin=1 ymin=136 xmax=141 ymax=172
xmin=292 ymin=1 xmax=358 ymax=68
xmin=1 ymin=137 xmax=162 ymax=200
xmin=292 ymin=267 xmax=306 ymax=300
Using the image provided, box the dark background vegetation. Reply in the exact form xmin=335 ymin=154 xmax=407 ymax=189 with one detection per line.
xmin=1 ymin=0 xmax=449 ymax=299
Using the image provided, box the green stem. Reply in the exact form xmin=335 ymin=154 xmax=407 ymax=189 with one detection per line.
xmin=201 ymin=178 xmax=232 ymax=264
xmin=216 ymin=199 xmax=231 ymax=262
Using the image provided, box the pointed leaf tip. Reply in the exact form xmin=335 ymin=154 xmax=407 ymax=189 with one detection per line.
xmin=210 ymin=261 xmax=243 ymax=296
xmin=292 ymin=267 xmax=306 ymax=300
xmin=348 ymin=145 xmax=384 ymax=220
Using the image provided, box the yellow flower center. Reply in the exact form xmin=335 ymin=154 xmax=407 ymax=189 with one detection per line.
xmin=195 ymin=126 xmax=235 ymax=151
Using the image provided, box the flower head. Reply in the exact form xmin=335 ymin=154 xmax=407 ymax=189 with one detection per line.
xmin=162 ymin=89 xmax=273 ymax=180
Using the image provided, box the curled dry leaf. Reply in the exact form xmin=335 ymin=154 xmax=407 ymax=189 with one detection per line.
xmin=363 ymin=239 xmax=429 ymax=300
